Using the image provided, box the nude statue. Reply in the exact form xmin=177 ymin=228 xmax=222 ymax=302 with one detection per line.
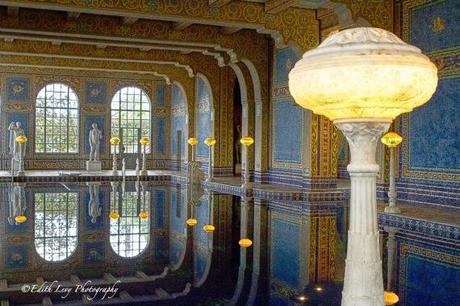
xmin=88 ymin=184 xmax=102 ymax=224
xmin=88 ymin=123 xmax=102 ymax=161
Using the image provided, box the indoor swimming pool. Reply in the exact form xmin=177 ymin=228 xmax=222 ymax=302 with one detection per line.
xmin=0 ymin=181 xmax=457 ymax=305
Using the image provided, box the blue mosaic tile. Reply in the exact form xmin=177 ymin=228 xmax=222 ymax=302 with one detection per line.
xmin=410 ymin=0 xmax=460 ymax=52
xmin=85 ymin=81 xmax=107 ymax=104
xmin=272 ymin=219 xmax=299 ymax=287
xmin=84 ymin=241 xmax=104 ymax=263
xmin=5 ymin=245 xmax=27 ymax=268
xmin=7 ymin=78 xmax=29 ymax=102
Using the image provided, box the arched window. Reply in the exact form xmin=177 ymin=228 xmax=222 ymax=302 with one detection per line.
xmin=35 ymin=83 xmax=79 ymax=153
xmin=111 ymin=86 xmax=151 ymax=153
xmin=110 ymin=192 xmax=150 ymax=257
xmin=34 ymin=192 xmax=78 ymax=261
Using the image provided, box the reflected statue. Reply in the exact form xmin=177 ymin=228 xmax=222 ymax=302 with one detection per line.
xmin=8 ymin=183 xmax=26 ymax=226
xmin=88 ymin=123 xmax=102 ymax=161
xmin=87 ymin=183 xmax=102 ymax=224
xmin=8 ymin=122 xmax=25 ymax=160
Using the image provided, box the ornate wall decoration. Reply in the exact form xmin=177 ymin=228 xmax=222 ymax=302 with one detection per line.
xmin=400 ymin=0 xmax=460 ymax=182
xmin=85 ymin=81 xmax=107 ymax=104
xmin=5 ymin=245 xmax=28 ymax=268
xmin=8 ymin=0 xmax=318 ymax=51
xmin=398 ymin=241 xmax=459 ymax=305
xmin=6 ymin=78 xmax=30 ymax=102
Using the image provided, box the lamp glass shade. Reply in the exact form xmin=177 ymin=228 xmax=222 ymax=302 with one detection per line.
xmin=204 ymin=137 xmax=217 ymax=146
xmin=138 ymin=211 xmax=149 ymax=219
xmin=139 ymin=137 xmax=150 ymax=145
xmin=110 ymin=211 xmax=120 ymax=220
xmin=186 ymin=218 xmax=198 ymax=226
xmin=240 ymin=136 xmax=254 ymax=147
xmin=238 ymin=238 xmax=253 ymax=248
xmin=203 ymin=224 xmax=215 ymax=232
xmin=16 ymin=135 xmax=27 ymax=144
xmin=15 ymin=215 xmax=27 ymax=223
xmin=288 ymin=27 xmax=438 ymax=121
xmin=384 ymin=291 xmax=399 ymax=305
xmin=187 ymin=137 xmax=199 ymax=146
xmin=110 ymin=137 xmax=121 ymax=145
xmin=381 ymin=132 xmax=403 ymax=147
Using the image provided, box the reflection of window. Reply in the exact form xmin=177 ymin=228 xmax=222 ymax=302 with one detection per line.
xmin=34 ymin=192 xmax=78 ymax=261
xmin=110 ymin=192 xmax=150 ymax=257
xmin=35 ymin=83 xmax=79 ymax=153
xmin=111 ymin=86 xmax=151 ymax=153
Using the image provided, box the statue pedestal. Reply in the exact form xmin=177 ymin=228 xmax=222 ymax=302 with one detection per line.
xmin=86 ymin=161 xmax=102 ymax=171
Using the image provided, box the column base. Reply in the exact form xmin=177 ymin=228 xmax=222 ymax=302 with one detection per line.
xmin=86 ymin=161 xmax=102 ymax=171
xmin=384 ymin=206 xmax=401 ymax=214
xmin=141 ymin=170 xmax=148 ymax=176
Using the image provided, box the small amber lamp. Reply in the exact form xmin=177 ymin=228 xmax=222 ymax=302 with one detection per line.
xmin=204 ymin=137 xmax=217 ymax=146
xmin=187 ymin=137 xmax=198 ymax=146
xmin=203 ymin=224 xmax=215 ymax=233
xmin=384 ymin=291 xmax=399 ymax=305
xmin=110 ymin=137 xmax=121 ymax=145
xmin=238 ymin=238 xmax=253 ymax=248
xmin=240 ymin=136 xmax=254 ymax=147
xmin=186 ymin=218 xmax=198 ymax=226
xmin=381 ymin=132 xmax=403 ymax=148
xmin=16 ymin=135 xmax=27 ymax=144
xmin=139 ymin=137 xmax=150 ymax=146
xmin=110 ymin=211 xmax=120 ymax=220
xmin=15 ymin=215 xmax=27 ymax=224
xmin=138 ymin=211 xmax=149 ymax=219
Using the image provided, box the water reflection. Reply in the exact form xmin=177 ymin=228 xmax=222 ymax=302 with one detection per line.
xmin=109 ymin=181 xmax=150 ymax=258
xmin=34 ymin=192 xmax=78 ymax=261
xmin=0 ymin=181 xmax=455 ymax=305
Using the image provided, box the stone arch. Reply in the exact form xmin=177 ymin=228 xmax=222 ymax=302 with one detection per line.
xmin=194 ymin=73 xmax=215 ymax=162
xmin=171 ymin=81 xmax=189 ymax=168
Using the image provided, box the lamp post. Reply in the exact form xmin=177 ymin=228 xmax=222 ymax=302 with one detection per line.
xmin=204 ymin=137 xmax=216 ymax=182
xmin=139 ymin=137 xmax=150 ymax=176
xmin=381 ymin=132 xmax=403 ymax=214
xmin=187 ymin=137 xmax=198 ymax=162
xmin=110 ymin=137 xmax=121 ymax=175
xmin=289 ymin=27 xmax=437 ymax=306
xmin=240 ymin=136 xmax=254 ymax=188
xmin=15 ymin=135 xmax=27 ymax=176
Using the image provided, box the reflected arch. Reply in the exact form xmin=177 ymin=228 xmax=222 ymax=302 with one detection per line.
xmin=34 ymin=192 xmax=78 ymax=262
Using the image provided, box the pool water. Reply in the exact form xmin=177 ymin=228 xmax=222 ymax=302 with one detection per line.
xmin=0 ymin=181 xmax=458 ymax=305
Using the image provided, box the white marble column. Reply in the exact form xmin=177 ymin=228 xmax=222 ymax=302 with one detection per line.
xmin=336 ymin=120 xmax=390 ymax=306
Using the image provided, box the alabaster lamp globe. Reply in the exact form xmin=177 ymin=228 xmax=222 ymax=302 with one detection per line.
xmin=110 ymin=137 xmax=120 ymax=145
xmin=240 ymin=136 xmax=254 ymax=147
xmin=187 ymin=137 xmax=198 ymax=146
xmin=289 ymin=27 xmax=438 ymax=306
xmin=238 ymin=238 xmax=253 ymax=248
xmin=381 ymin=132 xmax=403 ymax=148
xmin=204 ymin=137 xmax=217 ymax=146
xmin=15 ymin=215 xmax=27 ymax=224
xmin=16 ymin=135 xmax=27 ymax=144
xmin=139 ymin=137 xmax=150 ymax=146
xmin=186 ymin=218 xmax=198 ymax=226
xmin=289 ymin=27 xmax=438 ymax=121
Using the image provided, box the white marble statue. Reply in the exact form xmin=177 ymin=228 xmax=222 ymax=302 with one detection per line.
xmin=88 ymin=123 xmax=103 ymax=161
xmin=8 ymin=121 xmax=26 ymax=161
xmin=88 ymin=183 xmax=102 ymax=224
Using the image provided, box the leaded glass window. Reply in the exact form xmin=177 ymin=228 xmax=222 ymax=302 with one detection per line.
xmin=35 ymin=83 xmax=79 ymax=153
xmin=110 ymin=192 xmax=150 ymax=257
xmin=34 ymin=192 xmax=78 ymax=261
xmin=110 ymin=87 xmax=151 ymax=153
